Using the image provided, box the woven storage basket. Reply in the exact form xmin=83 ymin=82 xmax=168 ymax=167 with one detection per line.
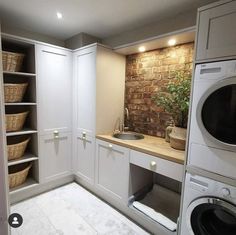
xmin=7 ymin=138 xmax=30 ymax=161
xmin=2 ymin=51 xmax=25 ymax=72
xmin=4 ymin=83 xmax=28 ymax=103
xmin=5 ymin=111 xmax=29 ymax=132
xmin=8 ymin=162 xmax=32 ymax=188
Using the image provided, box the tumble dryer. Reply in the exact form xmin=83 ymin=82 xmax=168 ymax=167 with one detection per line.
xmin=187 ymin=60 xmax=236 ymax=179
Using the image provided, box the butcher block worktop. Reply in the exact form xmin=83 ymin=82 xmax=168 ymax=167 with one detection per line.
xmin=96 ymin=133 xmax=185 ymax=164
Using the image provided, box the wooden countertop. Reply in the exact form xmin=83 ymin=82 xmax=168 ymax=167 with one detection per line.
xmin=96 ymin=133 xmax=185 ymax=165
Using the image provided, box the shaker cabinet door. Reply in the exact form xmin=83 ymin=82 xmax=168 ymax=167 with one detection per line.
xmin=95 ymin=139 xmax=129 ymax=204
xmin=40 ymin=132 xmax=72 ymax=183
xmin=73 ymin=47 xmax=96 ymax=137
xmin=36 ymin=44 xmax=72 ymax=135
xmin=74 ymin=133 xmax=95 ymax=185
xmin=196 ymin=1 xmax=236 ymax=61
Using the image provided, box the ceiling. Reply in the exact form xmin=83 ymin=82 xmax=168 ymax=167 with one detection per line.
xmin=0 ymin=0 xmax=217 ymax=41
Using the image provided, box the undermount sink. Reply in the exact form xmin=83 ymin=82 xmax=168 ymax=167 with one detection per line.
xmin=113 ymin=132 xmax=144 ymax=140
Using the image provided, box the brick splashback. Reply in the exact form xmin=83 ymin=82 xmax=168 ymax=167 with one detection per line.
xmin=125 ymin=42 xmax=194 ymax=137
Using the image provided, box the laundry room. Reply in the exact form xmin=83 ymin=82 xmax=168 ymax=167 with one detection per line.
xmin=0 ymin=1 xmax=236 ymax=235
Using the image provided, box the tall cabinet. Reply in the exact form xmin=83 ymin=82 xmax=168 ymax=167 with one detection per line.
xmin=36 ymin=44 xmax=72 ymax=183
xmin=73 ymin=44 xmax=125 ymax=186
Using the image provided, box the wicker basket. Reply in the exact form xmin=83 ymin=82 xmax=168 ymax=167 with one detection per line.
xmin=8 ymin=162 xmax=32 ymax=188
xmin=2 ymin=51 xmax=25 ymax=72
xmin=4 ymin=83 xmax=28 ymax=103
xmin=7 ymin=138 xmax=30 ymax=161
xmin=5 ymin=111 xmax=29 ymax=132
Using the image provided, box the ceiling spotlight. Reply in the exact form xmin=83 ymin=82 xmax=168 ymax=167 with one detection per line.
xmin=138 ymin=46 xmax=146 ymax=52
xmin=168 ymin=39 xmax=176 ymax=46
xmin=57 ymin=12 xmax=63 ymax=19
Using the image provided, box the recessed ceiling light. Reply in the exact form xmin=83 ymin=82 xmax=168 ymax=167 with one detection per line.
xmin=57 ymin=12 xmax=63 ymax=19
xmin=139 ymin=46 xmax=146 ymax=52
xmin=168 ymin=39 xmax=176 ymax=46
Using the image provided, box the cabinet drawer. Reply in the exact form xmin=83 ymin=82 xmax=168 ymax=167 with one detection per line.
xmin=130 ymin=150 xmax=183 ymax=182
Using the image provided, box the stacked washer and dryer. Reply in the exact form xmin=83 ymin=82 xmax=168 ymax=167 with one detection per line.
xmin=179 ymin=1 xmax=236 ymax=234
xmin=180 ymin=61 xmax=236 ymax=235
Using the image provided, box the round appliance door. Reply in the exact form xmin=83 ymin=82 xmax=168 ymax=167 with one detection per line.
xmin=197 ymin=77 xmax=236 ymax=150
xmin=186 ymin=197 xmax=236 ymax=235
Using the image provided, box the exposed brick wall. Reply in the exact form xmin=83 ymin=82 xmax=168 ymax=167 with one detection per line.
xmin=125 ymin=42 xmax=194 ymax=137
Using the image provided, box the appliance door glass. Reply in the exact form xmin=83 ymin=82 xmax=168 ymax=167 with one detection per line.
xmin=201 ymin=83 xmax=236 ymax=145
xmin=187 ymin=198 xmax=236 ymax=235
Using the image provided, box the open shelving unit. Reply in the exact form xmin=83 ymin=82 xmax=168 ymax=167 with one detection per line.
xmin=2 ymin=35 xmax=39 ymax=194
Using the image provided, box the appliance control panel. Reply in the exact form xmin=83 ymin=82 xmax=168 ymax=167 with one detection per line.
xmin=187 ymin=173 xmax=236 ymax=202
xmin=195 ymin=60 xmax=236 ymax=80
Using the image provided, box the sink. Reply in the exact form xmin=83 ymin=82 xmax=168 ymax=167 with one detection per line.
xmin=113 ymin=132 xmax=144 ymax=140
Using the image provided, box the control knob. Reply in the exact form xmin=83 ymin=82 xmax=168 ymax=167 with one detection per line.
xmin=222 ymin=188 xmax=231 ymax=197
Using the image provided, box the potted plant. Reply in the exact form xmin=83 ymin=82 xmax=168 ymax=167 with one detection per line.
xmin=152 ymin=71 xmax=191 ymax=150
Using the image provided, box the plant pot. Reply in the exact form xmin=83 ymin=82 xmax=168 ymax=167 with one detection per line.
xmin=169 ymin=126 xmax=187 ymax=150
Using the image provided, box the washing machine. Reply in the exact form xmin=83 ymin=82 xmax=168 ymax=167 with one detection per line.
xmin=187 ymin=60 xmax=236 ymax=179
xmin=180 ymin=173 xmax=236 ymax=235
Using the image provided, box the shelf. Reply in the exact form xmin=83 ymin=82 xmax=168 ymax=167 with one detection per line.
xmin=5 ymin=102 xmax=37 ymax=106
xmin=6 ymin=129 xmax=38 ymax=137
xmin=9 ymin=178 xmax=38 ymax=194
xmin=3 ymin=71 xmax=36 ymax=77
xmin=8 ymin=153 xmax=38 ymax=166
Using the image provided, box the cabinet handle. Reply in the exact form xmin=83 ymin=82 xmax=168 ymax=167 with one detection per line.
xmin=108 ymin=144 xmax=113 ymax=149
xmin=82 ymin=132 xmax=86 ymax=140
xmin=150 ymin=161 xmax=156 ymax=168
xmin=54 ymin=130 xmax=59 ymax=139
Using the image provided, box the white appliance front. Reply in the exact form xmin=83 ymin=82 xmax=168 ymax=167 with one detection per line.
xmin=187 ymin=60 xmax=236 ymax=178
xmin=180 ymin=173 xmax=236 ymax=235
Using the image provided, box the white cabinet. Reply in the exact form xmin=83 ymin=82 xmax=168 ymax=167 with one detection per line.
xmin=196 ymin=0 xmax=236 ymax=61
xmin=36 ymin=44 xmax=72 ymax=183
xmin=40 ymin=132 xmax=72 ymax=183
xmin=130 ymin=150 xmax=184 ymax=182
xmin=73 ymin=47 xmax=96 ymax=136
xmin=95 ymin=139 xmax=129 ymax=204
xmin=73 ymin=44 xmax=125 ymax=186
xmin=36 ymin=44 xmax=72 ymax=135
xmin=73 ymin=134 xmax=95 ymax=185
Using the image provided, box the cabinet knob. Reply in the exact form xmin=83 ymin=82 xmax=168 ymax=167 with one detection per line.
xmin=54 ymin=130 xmax=59 ymax=139
xmin=82 ymin=132 xmax=86 ymax=140
xmin=108 ymin=144 xmax=113 ymax=149
xmin=150 ymin=161 xmax=156 ymax=168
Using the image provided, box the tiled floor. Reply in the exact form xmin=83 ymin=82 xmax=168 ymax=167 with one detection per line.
xmin=11 ymin=183 xmax=150 ymax=235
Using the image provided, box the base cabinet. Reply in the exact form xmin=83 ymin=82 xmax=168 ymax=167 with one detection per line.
xmin=74 ymin=133 xmax=95 ymax=185
xmin=40 ymin=132 xmax=72 ymax=183
xmin=95 ymin=139 xmax=129 ymax=204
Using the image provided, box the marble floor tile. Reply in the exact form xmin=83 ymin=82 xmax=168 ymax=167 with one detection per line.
xmin=48 ymin=208 xmax=97 ymax=235
xmin=11 ymin=200 xmax=57 ymax=235
xmin=11 ymin=183 xmax=149 ymax=235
